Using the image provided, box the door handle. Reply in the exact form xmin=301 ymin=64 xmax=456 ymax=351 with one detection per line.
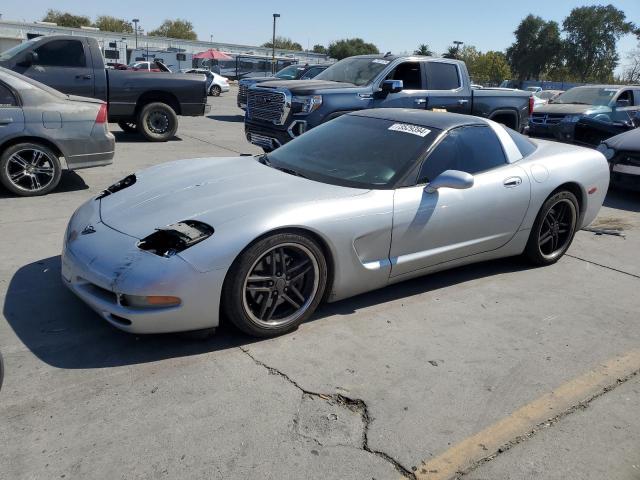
xmin=76 ymin=74 xmax=92 ymax=80
xmin=503 ymin=176 xmax=522 ymax=187
xmin=457 ymin=99 xmax=469 ymax=105
xmin=0 ymin=118 xmax=13 ymax=125
xmin=414 ymin=98 xmax=427 ymax=105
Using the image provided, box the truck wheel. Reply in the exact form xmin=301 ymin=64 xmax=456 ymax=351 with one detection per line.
xmin=210 ymin=85 xmax=222 ymax=96
xmin=117 ymin=121 xmax=138 ymax=133
xmin=0 ymin=142 xmax=62 ymax=196
xmin=137 ymin=102 xmax=178 ymax=142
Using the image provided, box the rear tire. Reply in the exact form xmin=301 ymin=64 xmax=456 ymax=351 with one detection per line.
xmin=210 ymin=85 xmax=222 ymax=96
xmin=0 ymin=142 xmax=62 ymax=196
xmin=117 ymin=121 xmax=138 ymax=133
xmin=524 ymin=190 xmax=579 ymax=266
xmin=222 ymin=233 xmax=327 ymax=337
xmin=137 ymin=102 xmax=178 ymax=142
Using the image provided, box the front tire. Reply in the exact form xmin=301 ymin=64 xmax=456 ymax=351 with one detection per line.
xmin=210 ymin=85 xmax=222 ymax=96
xmin=222 ymin=233 xmax=328 ymax=337
xmin=137 ymin=102 xmax=178 ymax=142
xmin=0 ymin=143 xmax=62 ymax=196
xmin=524 ymin=190 xmax=579 ymax=265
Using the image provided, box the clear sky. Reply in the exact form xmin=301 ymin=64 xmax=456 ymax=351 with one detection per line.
xmin=1 ymin=0 xmax=638 ymax=68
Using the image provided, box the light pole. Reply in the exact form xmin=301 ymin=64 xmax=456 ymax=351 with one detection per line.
xmin=132 ymin=18 xmax=140 ymax=49
xmin=453 ymin=40 xmax=463 ymax=55
xmin=272 ymin=13 xmax=280 ymax=74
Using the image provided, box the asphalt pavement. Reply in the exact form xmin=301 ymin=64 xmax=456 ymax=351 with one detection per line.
xmin=1 ymin=86 xmax=639 ymax=480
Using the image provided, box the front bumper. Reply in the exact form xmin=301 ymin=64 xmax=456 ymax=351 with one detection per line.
xmin=61 ymin=200 xmax=225 ymax=334
xmin=245 ymin=119 xmax=309 ymax=150
xmin=610 ymin=165 xmax=640 ymax=192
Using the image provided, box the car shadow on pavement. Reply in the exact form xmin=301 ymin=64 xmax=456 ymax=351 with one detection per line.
xmin=206 ymin=114 xmax=244 ymax=123
xmin=0 ymin=171 xmax=88 ymax=198
xmin=604 ymin=187 xmax=640 ymax=213
xmin=3 ymin=255 xmax=532 ymax=370
xmin=110 ymin=132 xmax=184 ymax=143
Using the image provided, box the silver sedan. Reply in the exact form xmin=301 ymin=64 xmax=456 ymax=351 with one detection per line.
xmin=0 ymin=67 xmax=114 ymax=196
xmin=62 ymin=109 xmax=609 ymax=337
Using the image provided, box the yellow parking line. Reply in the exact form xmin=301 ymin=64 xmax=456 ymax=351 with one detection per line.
xmin=413 ymin=350 xmax=640 ymax=480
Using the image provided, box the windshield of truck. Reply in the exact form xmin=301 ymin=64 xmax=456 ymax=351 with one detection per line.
xmin=553 ymin=87 xmax=618 ymax=106
xmin=0 ymin=38 xmax=41 ymax=61
xmin=261 ymin=114 xmax=441 ymax=189
xmin=276 ymin=65 xmax=304 ymax=79
xmin=314 ymin=57 xmax=390 ymax=86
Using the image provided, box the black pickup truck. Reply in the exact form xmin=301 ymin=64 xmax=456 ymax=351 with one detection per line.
xmin=0 ymin=35 xmax=208 ymax=141
xmin=244 ymin=55 xmax=533 ymax=151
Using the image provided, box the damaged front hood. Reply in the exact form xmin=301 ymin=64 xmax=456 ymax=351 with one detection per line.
xmin=99 ymin=156 xmax=365 ymax=239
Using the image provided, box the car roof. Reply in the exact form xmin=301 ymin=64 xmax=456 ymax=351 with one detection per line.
xmin=570 ymin=85 xmax=630 ymax=90
xmin=350 ymin=108 xmax=487 ymax=129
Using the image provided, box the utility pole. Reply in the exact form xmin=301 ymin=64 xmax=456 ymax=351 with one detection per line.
xmin=272 ymin=13 xmax=280 ymax=74
xmin=132 ymin=18 xmax=140 ymax=49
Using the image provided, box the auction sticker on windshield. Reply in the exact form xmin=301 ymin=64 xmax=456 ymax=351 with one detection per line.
xmin=388 ymin=123 xmax=431 ymax=137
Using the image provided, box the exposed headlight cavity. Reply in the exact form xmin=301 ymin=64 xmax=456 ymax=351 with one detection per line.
xmin=138 ymin=220 xmax=214 ymax=257
xmin=596 ymin=143 xmax=615 ymax=160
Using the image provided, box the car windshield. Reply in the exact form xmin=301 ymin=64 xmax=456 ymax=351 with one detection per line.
xmin=276 ymin=65 xmax=304 ymax=79
xmin=262 ymin=115 xmax=441 ymax=189
xmin=0 ymin=38 xmax=41 ymax=61
xmin=314 ymin=57 xmax=390 ymax=86
xmin=553 ymin=87 xmax=618 ymax=106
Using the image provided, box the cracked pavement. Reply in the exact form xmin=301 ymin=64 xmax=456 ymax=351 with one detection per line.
xmin=1 ymin=89 xmax=639 ymax=479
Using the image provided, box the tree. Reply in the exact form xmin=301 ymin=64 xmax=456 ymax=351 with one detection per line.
xmin=413 ymin=44 xmax=434 ymax=56
xmin=562 ymin=5 xmax=635 ymax=82
xmin=42 ymin=10 xmax=92 ymax=28
xmin=312 ymin=44 xmax=327 ymax=54
xmin=148 ymin=19 xmax=197 ymax=40
xmin=442 ymin=45 xmax=461 ymax=59
xmin=327 ymin=38 xmax=379 ymax=60
xmin=94 ymin=16 xmax=133 ymax=33
xmin=262 ymin=36 xmax=303 ymax=51
xmin=621 ymin=44 xmax=640 ymax=84
xmin=506 ymin=15 xmax=562 ymax=81
xmin=472 ymin=51 xmax=512 ymax=85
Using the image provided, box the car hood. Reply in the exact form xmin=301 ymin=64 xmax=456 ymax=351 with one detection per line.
xmin=535 ymin=103 xmax=609 ymax=115
xmin=240 ymin=77 xmax=277 ymax=85
xmin=604 ymin=127 xmax=640 ymax=151
xmin=99 ymin=156 xmax=367 ymax=239
xmin=255 ymin=79 xmax=356 ymax=94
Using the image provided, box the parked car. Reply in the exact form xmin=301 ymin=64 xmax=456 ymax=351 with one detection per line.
xmin=128 ymin=60 xmax=172 ymax=73
xmin=597 ymin=128 xmax=640 ymax=191
xmin=0 ymin=35 xmax=208 ymax=142
xmin=62 ymin=109 xmax=608 ymax=337
xmin=0 ymin=67 xmax=114 ymax=196
xmin=237 ymin=64 xmax=330 ymax=108
xmin=573 ymin=108 xmax=640 ymax=147
xmin=243 ymin=55 xmax=533 ymax=151
xmin=529 ymin=85 xmax=640 ymax=141
xmin=181 ymin=68 xmax=229 ymax=96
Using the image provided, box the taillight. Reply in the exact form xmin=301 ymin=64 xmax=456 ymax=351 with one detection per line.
xmin=528 ymin=96 xmax=534 ymax=115
xmin=95 ymin=103 xmax=108 ymax=124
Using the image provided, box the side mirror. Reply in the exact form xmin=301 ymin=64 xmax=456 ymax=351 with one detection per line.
xmin=424 ymin=170 xmax=474 ymax=194
xmin=615 ymin=99 xmax=631 ymax=108
xmin=381 ymin=79 xmax=403 ymax=94
xmin=19 ymin=51 xmax=38 ymax=67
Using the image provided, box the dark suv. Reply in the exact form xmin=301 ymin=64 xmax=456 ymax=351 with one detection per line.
xmin=238 ymin=64 xmax=330 ymax=108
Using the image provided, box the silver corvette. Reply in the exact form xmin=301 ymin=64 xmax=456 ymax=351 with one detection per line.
xmin=62 ymin=109 xmax=609 ymax=337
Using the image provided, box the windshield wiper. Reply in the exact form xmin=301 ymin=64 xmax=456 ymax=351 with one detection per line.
xmin=257 ymin=155 xmax=307 ymax=179
xmin=274 ymin=166 xmax=308 ymax=179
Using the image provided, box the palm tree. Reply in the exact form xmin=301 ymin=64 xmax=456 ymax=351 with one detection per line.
xmin=413 ymin=44 xmax=434 ymax=56
xmin=442 ymin=45 xmax=460 ymax=59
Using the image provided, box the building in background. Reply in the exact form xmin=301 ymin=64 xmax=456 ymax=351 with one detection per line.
xmin=0 ymin=19 xmax=330 ymax=76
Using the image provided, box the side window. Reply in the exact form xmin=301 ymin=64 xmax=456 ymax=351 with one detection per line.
xmin=617 ymin=90 xmax=633 ymax=105
xmin=35 ymin=40 xmax=86 ymax=68
xmin=417 ymin=126 xmax=506 ymax=184
xmin=0 ymin=83 xmax=18 ymax=107
xmin=300 ymin=67 xmax=322 ymax=80
xmin=425 ymin=62 xmax=461 ymax=90
xmin=385 ymin=62 xmax=422 ymax=90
